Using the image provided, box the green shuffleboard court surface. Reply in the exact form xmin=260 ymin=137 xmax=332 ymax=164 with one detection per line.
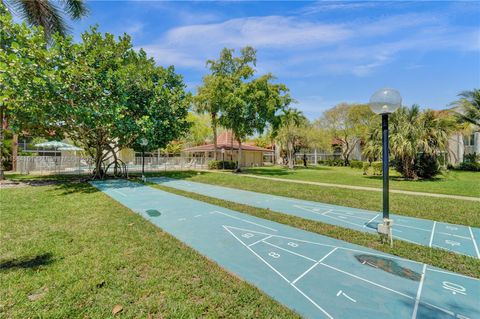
xmin=150 ymin=177 xmax=480 ymax=259
xmin=92 ymin=180 xmax=480 ymax=319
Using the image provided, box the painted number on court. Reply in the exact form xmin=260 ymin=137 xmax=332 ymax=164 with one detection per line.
xmin=445 ymin=240 xmax=461 ymax=247
xmin=442 ymin=281 xmax=467 ymax=295
xmin=242 ymin=233 xmax=254 ymax=239
xmin=269 ymin=252 xmax=280 ymax=259
xmin=287 ymin=242 xmax=298 ymax=248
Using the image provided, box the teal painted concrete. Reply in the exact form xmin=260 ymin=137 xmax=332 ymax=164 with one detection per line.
xmin=150 ymin=177 xmax=480 ymax=259
xmin=92 ymin=179 xmax=479 ymax=319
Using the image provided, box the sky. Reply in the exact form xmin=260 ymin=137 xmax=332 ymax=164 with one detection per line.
xmin=69 ymin=1 xmax=480 ymax=119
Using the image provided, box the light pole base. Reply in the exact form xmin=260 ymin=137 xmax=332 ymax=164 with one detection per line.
xmin=378 ymin=218 xmax=394 ymax=247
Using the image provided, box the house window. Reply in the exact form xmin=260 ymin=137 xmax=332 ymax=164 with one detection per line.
xmin=463 ymin=134 xmax=475 ymax=146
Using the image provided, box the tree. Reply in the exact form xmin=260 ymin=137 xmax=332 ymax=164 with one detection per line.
xmin=452 ymin=89 xmax=480 ymax=127
xmin=24 ymin=28 xmax=190 ymax=179
xmin=275 ymin=108 xmax=308 ymax=169
xmin=4 ymin=0 xmax=88 ymax=40
xmin=194 ymin=47 xmax=256 ymax=160
xmin=319 ymin=103 xmax=374 ymax=165
xmin=184 ymin=112 xmax=211 ymax=147
xmin=365 ymin=105 xmax=457 ymax=179
xmin=0 ymin=4 xmax=50 ymax=179
xmin=221 ymin=72 xmax=291 ymax=171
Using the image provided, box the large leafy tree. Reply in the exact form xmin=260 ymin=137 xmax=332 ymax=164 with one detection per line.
xmin=25 ymin=28 xmax=190 ymax=179
xmin=194 ymin=47 xmax=256 ymax=160
xmin=221 ymin=72 xmax=292 ymax=171
xmin=319 ymin=103 xmax=374 ymax=165
xmin=4 ymin=0 xmax=88 ymax=40
xmin=0 ymin=4 xmax=50 ymax=179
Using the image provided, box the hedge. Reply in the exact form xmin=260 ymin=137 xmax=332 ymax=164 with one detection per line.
xmin=208 ymin=160 xmax=237 ymax=170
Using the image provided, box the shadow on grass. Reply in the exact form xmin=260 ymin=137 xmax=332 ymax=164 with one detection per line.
xmin=0 ymin=253 xmax=54 ymax=271
xmin=49 ymin=181 xmax=100 ymax=195
xmin=140 ymin=170 xmax=208 ymax=180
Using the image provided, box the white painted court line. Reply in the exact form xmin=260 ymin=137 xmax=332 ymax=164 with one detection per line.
xmin=435 ymin=232 xmax=472 ymax=240
xmin=320 ymin=262 xmax=414 ymax=300
xmin=224 ymin=225 xmax=335 ymax=319
xmin=411 ymin=264 xmax=427 ymax=319
xmin=291 ymin=247 xmax=338 ymax=285
xmin=468 ymin=227 xmax=480 ymax=258
xmin=429 ymin=221 xmax=437 ymax=247
xmin=364 ymin=214 xmax=380 ymax=228
xmin=214 ymin=211 xmax=278 ymax=232
xmin=425 ymin=267 xmax=476 ymax=279
xmin=290 ymin=284 xmax=334 ymax=319
xmin=112 ymin=189 xmax=127 ymax=197
xmin=223 ymin=226 xmax=289 ymax=282
xmin=248 ymin=235 xmax=273 ymax=247
xmin=262 ymin=241 xmax=317 ymax=262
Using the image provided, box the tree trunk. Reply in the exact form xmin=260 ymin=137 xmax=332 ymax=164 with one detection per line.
xmin=12 ymin=134 xmax=18 ymax=171
xmin=230 ymin=134 xmax=234 ymax=161
xmin=212 ymin=113 xmax=217 ymax=160
xmin=287 ymin=141 xmax=294 ymax=169
xmin=0 ymin=105 xmax=4 ymax=180
xmin=236 ymin=138 xmax=242 ymax=172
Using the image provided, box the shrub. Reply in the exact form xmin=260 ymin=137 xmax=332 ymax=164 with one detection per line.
xmin=414 ymin=154 xmax=440 ymax=178
xmin=362 ymin=162 xmax=370 ymax=175
xmin=456 ymin=161 xmax=480 ymax=172
xmin=372 ymin=161 xmax=382 ymax=175
xmin=208 ymin=160 xmax=236 ymax=170
xmin=350 ymin=160 xmax=363 ymax=169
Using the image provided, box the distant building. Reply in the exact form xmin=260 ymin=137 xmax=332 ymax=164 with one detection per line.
xmin=182 ymin=130 xmax=273 ymax=167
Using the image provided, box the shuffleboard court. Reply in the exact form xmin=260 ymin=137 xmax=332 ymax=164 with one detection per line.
xmin=150 ymin=177 xmax=480 ymax=259
xmin=92 ymin=179 xmax=479 ymax=319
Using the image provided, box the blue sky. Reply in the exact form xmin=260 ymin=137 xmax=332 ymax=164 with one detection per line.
xmin=71 ymin=1 xmax=480 ymax=119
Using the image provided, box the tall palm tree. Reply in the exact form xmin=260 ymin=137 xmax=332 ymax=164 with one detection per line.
xmin=453 ymin=89 xmax=480 ymax=127
xmin=3 ymin=0 xmax=88 ymax=40
xmin=276 ymin=108 xmax=307 ymax=169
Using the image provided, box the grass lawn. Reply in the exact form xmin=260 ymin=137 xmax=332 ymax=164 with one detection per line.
xmin=154 ymin=171 xmax=480 ymax=227
xmin=150 ymin=182 xmax=480 ymax=279
xmin=243 ymin=166 xmax=480 ymax=198
xmin=0 ymin=183 xmax=298 ymax=318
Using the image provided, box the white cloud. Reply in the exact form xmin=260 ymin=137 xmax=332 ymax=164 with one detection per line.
xmin=137 ymin=7 xmax=479 ymax=78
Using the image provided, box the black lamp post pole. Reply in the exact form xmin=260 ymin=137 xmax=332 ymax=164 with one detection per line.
xmin=381 ymin=113 xmax=389 ymax=220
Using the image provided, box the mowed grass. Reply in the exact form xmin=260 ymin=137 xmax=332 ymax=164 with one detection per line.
xmin=243 ymin=166 xmax=480 ymax=198
xmin=0 ymin=183 xmax=298 ymax=318
xmin=153 ymin=171 xmax=480 ymax=227
xmin=149 ymin=182 xmax=480 ymax=279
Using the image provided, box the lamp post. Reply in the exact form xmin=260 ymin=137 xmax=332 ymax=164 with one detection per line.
xmin=139 ymin=138 xmax=148 ymax=182
xmin=221 ymin=148 xmax=225 ymax=170
xmin=369 ymin=88 xmax=402 ymax=245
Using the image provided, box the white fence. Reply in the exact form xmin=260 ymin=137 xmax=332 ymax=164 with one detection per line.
xmin=16 ymin=156 xmax=210 ymax=175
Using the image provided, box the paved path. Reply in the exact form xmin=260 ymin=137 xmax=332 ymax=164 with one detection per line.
xmin=204 ymin=171 xmax=480 ymax=202
xmin=92 ymin=179 xmax=479 ymax=319
xmin=151 ymin=177 xmax=480 ymax=259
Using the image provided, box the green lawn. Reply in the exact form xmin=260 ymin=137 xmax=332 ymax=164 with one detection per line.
xmin=0 ymin=183 xmax=298 ymax=318
xmin=243 ymin=166 xmax=480 ymax=198
xmin=151 ymin=182 xmax=480 ymax=279
xmin=155 ymin=171 xmax=480 ymax=227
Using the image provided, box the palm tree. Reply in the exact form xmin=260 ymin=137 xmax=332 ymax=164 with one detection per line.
xmin=3 ymin=0 xmax=88 ymax=40
xmin=276 ymin=108 xmax=307 ymax=169
xmin=452 ymin=89 xmax=480 ymax=127
xmin=388 ymin=105 xmax=456 ymax=179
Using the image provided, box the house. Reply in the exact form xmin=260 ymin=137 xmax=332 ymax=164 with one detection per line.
xmin=182 ymin=130 xmax=273 ymax=167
